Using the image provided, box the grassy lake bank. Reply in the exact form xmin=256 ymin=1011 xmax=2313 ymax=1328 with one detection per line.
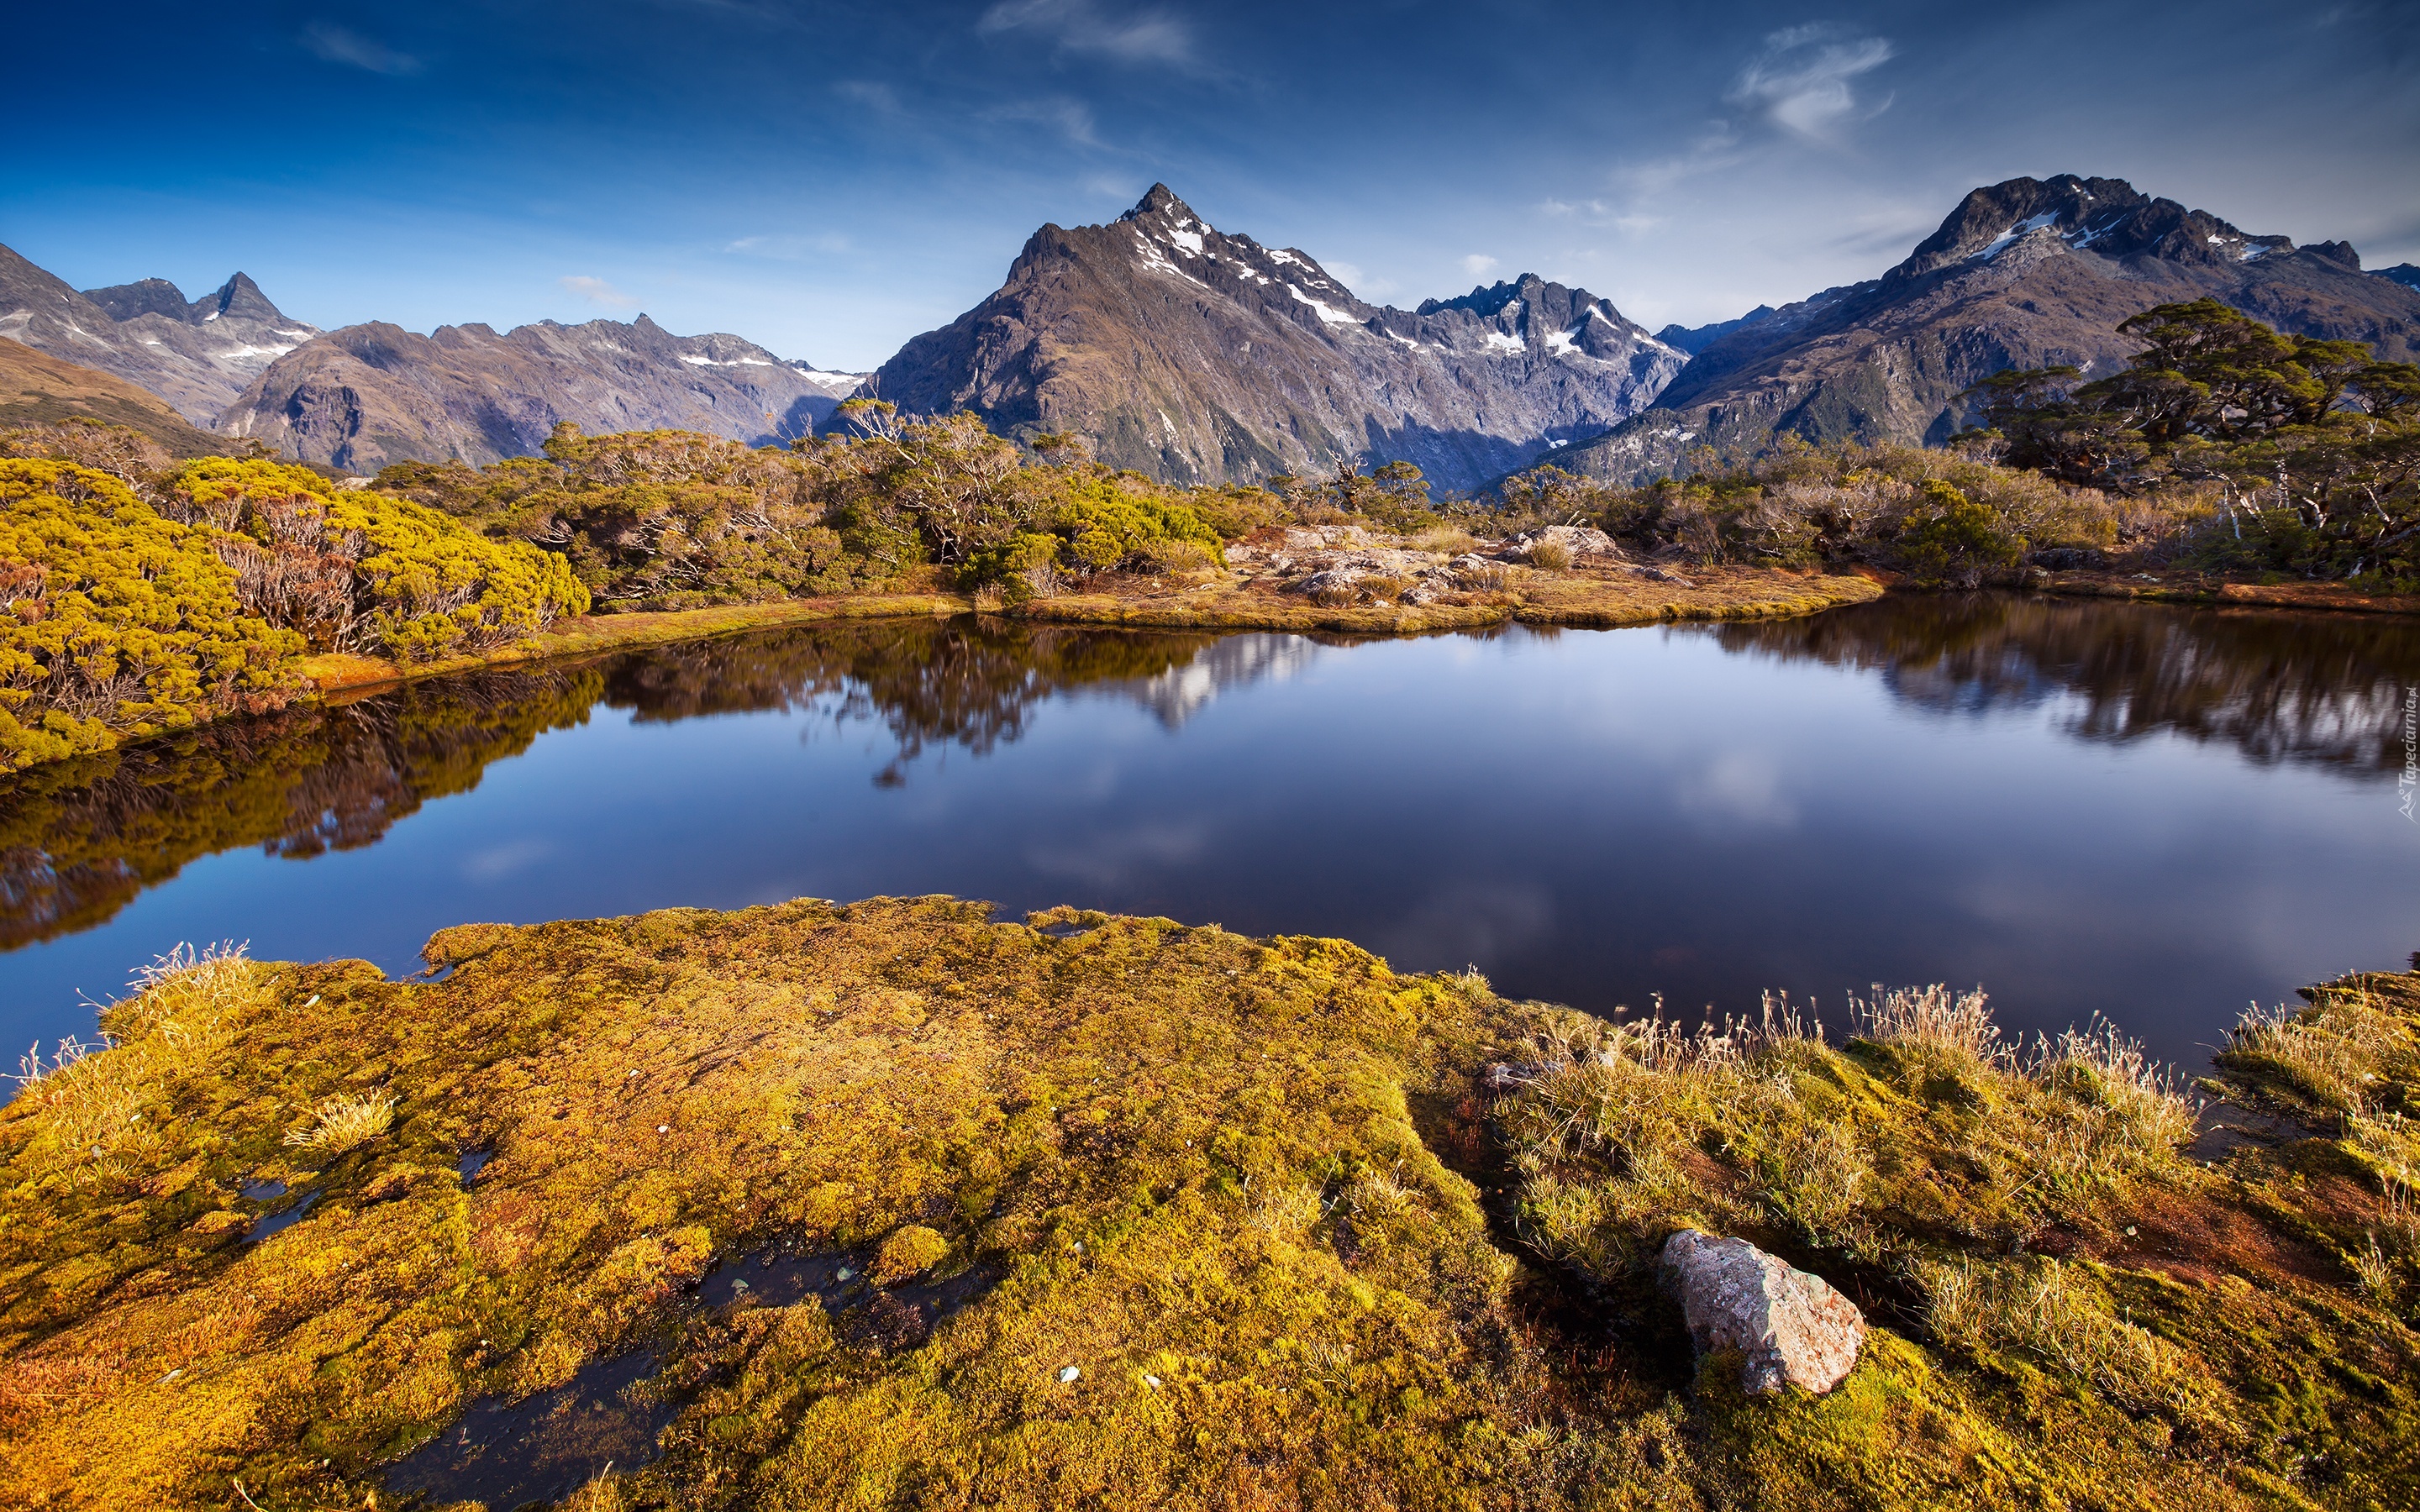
xmin=4 ymin=897 xmax=2414 ymax=1509
xmin=297 ymin=566 xmax=1886 ymax=700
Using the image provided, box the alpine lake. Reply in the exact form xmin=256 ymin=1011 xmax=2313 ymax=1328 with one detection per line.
xmin=3 ymin=591 xmax=2414 ymax=1075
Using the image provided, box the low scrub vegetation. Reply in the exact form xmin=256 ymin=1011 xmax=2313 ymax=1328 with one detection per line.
xmin=0 ymin=459 xmax=305 ymax=773
xmin=0 ymin=430 xmax=589 ymax=773
xmin=3 ymin=903 xmax=2416 ymax=1509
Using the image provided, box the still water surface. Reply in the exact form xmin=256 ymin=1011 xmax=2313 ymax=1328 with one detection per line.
xmin=3 ymin=594 xmax=2413 ymax=1068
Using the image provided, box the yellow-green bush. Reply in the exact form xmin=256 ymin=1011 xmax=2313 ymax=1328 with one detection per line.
xmin=0 ymin=460 xmax=303 ymax=774
xmin=165 ymin=457 xmax=590 ymax=659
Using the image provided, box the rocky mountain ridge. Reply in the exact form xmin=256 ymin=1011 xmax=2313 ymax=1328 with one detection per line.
xmin=857 ymin=186 xmax=1682 ymax=491
xmin=221 ymin=317 xmax=867 ymax=472
xmin=0 ymin=244 xmax=322 ymax=423
xmin=1555 ymin=174 xmax=2420 ymax=486
xmin=0 ymin=239 xmax=866 ymax=472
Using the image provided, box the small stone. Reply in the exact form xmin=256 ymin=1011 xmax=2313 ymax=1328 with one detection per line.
xmin=1057 ymin=1365 xmax=1081 ymax=1384
xmin=1144 ymin=1373 xmax=1161 ymax=1389
xmin=731 ymin=1278 xmax=750 ymax=1292
xmin=656 ymin=1125 xmax=669 ymax=1134
xmin=1660 ymin=1229 xmax=1865 ymax=1396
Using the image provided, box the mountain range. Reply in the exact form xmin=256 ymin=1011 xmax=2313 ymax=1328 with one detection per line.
xmin=855 ymin=185 xmax=1682 ymax=491
xmin=0 ymin=243 xmax=865 ymax=470
xmin=3 ymin=174 xmax=2417 ymax=487
xmin=1555 ymin=175 xmax=2420 ymax=486
xmin=218 ymin=319 xmax=864 ymax=471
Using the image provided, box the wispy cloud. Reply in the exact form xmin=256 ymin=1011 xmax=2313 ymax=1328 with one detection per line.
xmin=726 ymin=232 xmax=852 ymax=258
xmin=1461 ymin=253 xmax=1499 ymax=278
xmin=1610 ymin=120 xmax=1747 ymax=199
xmin=1323 ymin=260 xmax=1395 ymax=299
xmin=1583 ymin=27 xmax=1894 ymax=218
xmin=1724 ymin=24 xmax=1896 ymax=143
xmin=833 ymin=79 xmax=904 ymax=114
xmin=978 ymin=0 xmax=1197 ymax=68
xmin=1540 ymin=198 xmax=1665 ymax=234
xmin=560 ymin=275 xmax=639 ymax=307
xmin=983 ymin=96 xmax=1104 ymax=147
xmin=300 ymin=21 xmax=420 ymax=76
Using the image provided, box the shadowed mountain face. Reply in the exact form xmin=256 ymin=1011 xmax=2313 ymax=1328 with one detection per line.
xmin=0 ymin=244 xmax=321 ymax=423
xmin=221 ymin=318 xmax=866 ymax=472
xmin=0 ymin=336 xmax=226 ymax=455
xmin=1561 ymin=175 xmax=2420 ymax=485
xmin=860 ymin=186 xmax=1683 ymax=491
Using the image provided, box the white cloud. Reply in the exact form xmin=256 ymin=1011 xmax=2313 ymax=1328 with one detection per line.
xmin=1539 ymin=198 xmax=1664 ymax=235
xmin=983 ymin=97 xmax=1102 ymax=147
xmin=833 ymin=79 xmax=903 ymax=113
xmin=560 ymin=275 xmax=639 ymax=308
xmin=1724 ymin=24 xmax=1896 ymax=144
xmin=725 ymin=233 xmax=852 ymax=258
xmin=1461 ymin=254 xmax=1499 ymax=278
xmin=1677 ymin=753 xmax=1797 ymax=828
xmin=300 ymin=22 xmax=420 ymax=75
xmin=978 ymin=0 xmax=1197 ymax=67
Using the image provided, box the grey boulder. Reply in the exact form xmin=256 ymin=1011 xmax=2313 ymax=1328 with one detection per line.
xmin=1660 ymin=1229 xmax=1865 ymax=1395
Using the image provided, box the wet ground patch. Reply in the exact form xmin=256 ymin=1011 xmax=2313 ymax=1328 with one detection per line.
xmin=385 ymin=1349 xmax=673 ymax=1510
xmin=699 ymin=1239 xmax=998 ymax=1352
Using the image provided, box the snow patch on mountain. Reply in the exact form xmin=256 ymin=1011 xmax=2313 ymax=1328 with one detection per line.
xmin=1974 ymin=213 xmax=2062 ymax=260
xmin=1286 ymin=284 xmax=1359 ymax=327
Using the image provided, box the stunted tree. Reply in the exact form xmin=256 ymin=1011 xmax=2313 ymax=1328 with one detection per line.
xmin=1967 ymin=299 xmax=2420 ymax=580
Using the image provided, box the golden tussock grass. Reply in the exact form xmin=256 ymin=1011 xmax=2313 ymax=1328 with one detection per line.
xmin=2 ymin=908 xmax=2417 ymax=1509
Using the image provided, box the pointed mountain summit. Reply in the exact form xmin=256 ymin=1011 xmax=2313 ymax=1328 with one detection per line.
xmin=0 ymin=244 xmax=321 ymax=422
xmin=859 ymin=186 xmax=1681 ymax=489
xmin=1557 ymin=173 xmax=2420 ymax=486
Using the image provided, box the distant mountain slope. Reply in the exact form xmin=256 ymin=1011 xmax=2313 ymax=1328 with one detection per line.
xmin=1558 ymin=175 xmax=2420 ymax=486
xmin=859 ymin=186 xmax=1682 ymax=491
xmin=223 ymin=318 xmax=865 ymax=472
xmin=0 ymin=336 xmax=225 ymax=455
xmin=2377 ymin=264 xmax=2420 ymax=293
xmin=1656 ymin=307 xmax=1778 ymax=355
xmin=0 ymin=244 xmax=321 ymax=423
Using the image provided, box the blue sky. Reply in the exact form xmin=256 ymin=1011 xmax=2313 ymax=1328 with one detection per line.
xmin=7 ymin=1 xmax=2416 ymax=370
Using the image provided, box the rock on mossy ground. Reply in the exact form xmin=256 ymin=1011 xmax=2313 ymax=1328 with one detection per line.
xmin=0 ymin=899 xmax=2415 ymax=1510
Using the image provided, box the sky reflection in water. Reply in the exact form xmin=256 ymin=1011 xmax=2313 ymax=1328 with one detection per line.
xmin=1 ymin=596 xmax=2412 ymax=1070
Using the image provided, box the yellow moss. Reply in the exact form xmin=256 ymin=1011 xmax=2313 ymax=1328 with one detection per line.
xmin=0 ymin=904 xmax=2413 ymax=1509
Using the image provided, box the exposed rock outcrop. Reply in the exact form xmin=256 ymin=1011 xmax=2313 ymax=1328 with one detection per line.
xmin=1660 ymin=1229 xmax=1865 ymax=1395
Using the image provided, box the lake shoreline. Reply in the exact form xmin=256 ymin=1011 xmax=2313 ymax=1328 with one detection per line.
xmin=298 ymin=565 xmax=1888 ymax=699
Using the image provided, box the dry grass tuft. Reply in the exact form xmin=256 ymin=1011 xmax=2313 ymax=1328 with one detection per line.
xmin=281 ymin=1091 xmax=396 ymax=1152
xmin=1407 ymin=526 xmax=1480 ymax=556
xmin=8 ymin=942 xmax=258 ymax=1178
xmin=2219 ymin=979 xmax=2417 ymax=1116
xmin=1851 ymin=983 xmax=2005 ymax=1066
xmin=1923 ymin=1256 xmax=2209 ymax=1415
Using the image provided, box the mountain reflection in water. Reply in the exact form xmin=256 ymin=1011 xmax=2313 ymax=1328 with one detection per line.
xmin=1700 ymin=594 xmax=2419 ymax=775
xmin=0 ymin=596 xmax=2408 ymax=1068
